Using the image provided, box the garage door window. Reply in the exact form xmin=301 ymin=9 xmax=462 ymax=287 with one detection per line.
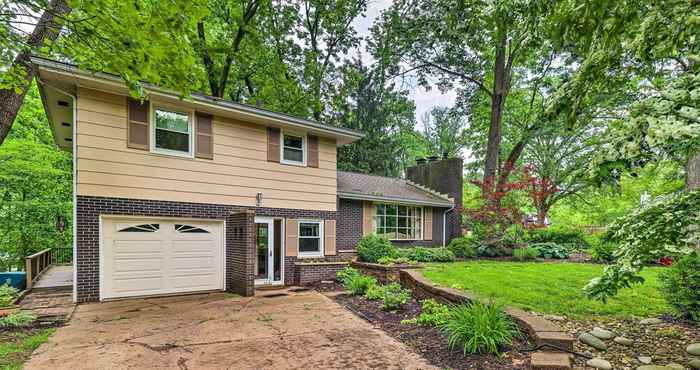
xmin=118 ymin=224 xmax=160 ymax=232
xmin=175 ymin=224 xmax=210 ymax=233
xmin=298 ymin=221 xmax=323 ymax=257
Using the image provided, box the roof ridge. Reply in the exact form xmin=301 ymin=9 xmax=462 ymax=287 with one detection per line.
xmin=338 ymin=170 xmax=407 ymax=181
xmin=405 ymin=180 xmax=450 ymax=200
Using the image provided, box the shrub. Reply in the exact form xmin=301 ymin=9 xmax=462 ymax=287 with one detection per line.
xmin=590 ymin=242 xmax=616 ymax=263
xmin=357 ymin=234 xmax=396 ymax=263
xmin=530 ymin=242 xmax=570 ymax=259
xmin=376 ymin=256 xmax=413 ymax=265
xmin=380 ymin=283 xmax=411 ymax=311
xmin=529 ymin=225 xmax=590 ymax=251
xmin=447 ymin=236 xmax=478 ymax=258
xmin=0 ymin=284 xmax=18 ymax=307
xmin=336 ymin=267 xmax=360 ymax=285
xmin=406 ymin=247 xmax=434 ymax=262
xmin=364 ymin=283 xmax=384 ymax=300
xmin=402 ymin=299 xmax=451 ymax=326
xmin=0 ymin=312 xmax=36 ymax=327
xmin=502 ymin=224 xmax=529 ymax=248
xmin=659 ymin=253 xmax=700 ymax=322
xmin=476 ymin=244 xmax=512 ymax=257
xmin=401 ymin=247 xmax=456 ymax=262
xmin=428 ymin=248 xmax=456 ymax=262
xmin=346 ymin=275 xmax=377 ymax=296
xmin=440 ymin=302 xmax=517 ymax=355
xmin=513 ymin=247 xmax=539 ymax=262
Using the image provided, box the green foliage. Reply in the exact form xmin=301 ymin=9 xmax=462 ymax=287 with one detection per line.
xmin=376 ymin=256 xmax=412 ymax=265
xmin=529 ymin=242 xmax=570 ymax=259
xmin=502 ymin=224 xmax=529 ymax=248
xmin=346 ymin=275 xmax=377 ymax=296
xmin=0 ymin=284 xmax=18 ymax=307
xmin=475 ymin=244 xmax=511 ymax=258
xmin=363 ymin=283 xmax=384 ymax=300
xmin=356 ymin=234 xmax=396 ymax=263
xmin=440 ymin=302 xmax=516 ymax=355
xmin=585 ymin=191 xmax=700 ymax=301
xmin=402 ymin=298 xmax=451 ymax=327
xmin=402 ymin=247 xmax=455 ymax=262
xmin=590 ymin=242 xmax=617 ymax=263
xmin=0 ymin=312 xmax=36 ymax=328
xmin=513 ymin=247 xmax=539 ymax=262
xmin=379 ymin=283 xmax=411 ymax=311
xmin=0 ymin=328 xmax=54 ymax=369
xmin=658 ymin=253 xmax=700 ymax=322
xmin=447 ymin=236 xmax=477 ymax=258
xmin=528 ymin=225 xmax=590 ymax=251
xmin=336 ymin=267 xmax=360 ymax=285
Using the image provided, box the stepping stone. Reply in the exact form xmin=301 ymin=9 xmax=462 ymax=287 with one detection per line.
xmin=591 ymin=327 xmax=615 ymax=340
xmin=638 ymin=356 xmax=653 ymax=364
xmin=637 ymin=366 xmax=674 ymax=370
xmin=579 ymin=333 xmax=608 ymax=351
xmin=666 ymin=363 xmax=684 ymax=370
xmin=614 ymin=336 xmax=634 ymax=346
xmin=544 ymin=314 xmax=566 ymax=321
xmin=587 ymin=358 xmax=613 ymax=370
xmin=688 ymin=343 xmax=700 ymax=356
xmin=531 ymin=351 xmax=572 ymax=370
xmin=640 ymin=318 xmax=663 ymax=325
xmin=689 ymin=359 xmax=700 ymax=369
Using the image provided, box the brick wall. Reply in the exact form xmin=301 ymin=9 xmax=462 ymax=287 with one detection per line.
xmin=294 ymin=262 xmax=349 ymax=285
xmin=76 ymin=195 xmax=337 ymax=302
xmin=226 ymin=211 xmax=255 ymax=296
xmin=336 ymin=198 xmax=448 ymax=250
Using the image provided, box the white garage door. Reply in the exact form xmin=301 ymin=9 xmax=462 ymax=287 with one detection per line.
xmin=101 ymin=218 xmax=224 ymax=300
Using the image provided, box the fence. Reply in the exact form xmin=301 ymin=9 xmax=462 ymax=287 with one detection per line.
xmin=51 ymin=247 xmax=73 ymax=265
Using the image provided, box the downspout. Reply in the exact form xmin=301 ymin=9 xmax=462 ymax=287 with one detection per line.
xmin=39 ymin=79 xmax=77 ymax=303
xmin=442 ymin=204 xmax=455 ymax=247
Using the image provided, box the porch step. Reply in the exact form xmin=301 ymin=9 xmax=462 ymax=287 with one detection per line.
xmin=531 ymin=351 xmax=572 ymax=370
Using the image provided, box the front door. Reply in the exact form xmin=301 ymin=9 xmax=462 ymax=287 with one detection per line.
xmin=255 ymin=217 xmax=284 ymax=285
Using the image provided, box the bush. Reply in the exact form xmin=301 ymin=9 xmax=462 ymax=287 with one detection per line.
xmin=590 ymin=242 xmax=616 ymax=263
xmin=363 ymin=283 xmax=384 ymax=300
xmin=513 ymin=247 xmax=539 ymax=262
xmin=376 ymin=256 xmax=413 ymax=265
xmin=530 ymin=242 xmax=570 ymax=259
xmin=0 ymin=284 xmax=18 ymax=307
xmin=346 ymin=275 xmax=377 ymax=296
xmin=0 ymin=312 xmax=36 ymax=327
xmin=440 ymin=302 xmax=517 ymax=355
xmin=379 ymin=283 xmax=412 ymax=311
xmin=659 ymin=253 xmax=700 ymax=322
xmin=401 ymin=247 xmax=456 ymax=262
xmin=502 ymin=224 xmax=529 ymax=248
xmin=402 ymin=299 xmax=451 ymax=326
xmin=336 ymin=267 xmax=360 ymax=285
xmin=406 ymin=247 xmax=434 ymax=262
xmin=475 ymin=244 xmax=512 ymax=257
xmin=357 ymin=234 xmax=396 ymax=263
xmin=447 ymin=236 xmax=478 ymax=258
xmin=529 ymin=225 xmax=590 ymax=251
xmin=429 ymin=248 xmax=456 ymax=262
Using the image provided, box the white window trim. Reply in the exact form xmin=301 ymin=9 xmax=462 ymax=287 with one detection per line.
xmin=280 ymin=129 xmax=307 ymax=166
xmin=150 ymin=104 xmax=195 ymax=158
xmin=297 ymin=219 xmax=324 ymax=258
xmin=373 ymin=204 xmax=423 ymax=241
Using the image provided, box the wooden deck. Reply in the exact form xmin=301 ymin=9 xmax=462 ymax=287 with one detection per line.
xmin=33 ymin=265 xmax=73 ymax=290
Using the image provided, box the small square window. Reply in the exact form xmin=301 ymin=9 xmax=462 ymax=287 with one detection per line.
xmin=298 ymin=221 xmax=323 ymax=257
xmin=281 ymin=132 xmax=305 ymax=165
xmin=153 ymin=108 xmax=192 ymax=156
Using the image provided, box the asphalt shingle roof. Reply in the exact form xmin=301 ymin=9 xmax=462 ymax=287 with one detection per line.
xmin=337 ymin=171 xmax=453 ymax=207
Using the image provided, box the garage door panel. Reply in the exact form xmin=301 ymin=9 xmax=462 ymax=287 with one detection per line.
xmin=102 ymin=219 xmax=223 ymax=300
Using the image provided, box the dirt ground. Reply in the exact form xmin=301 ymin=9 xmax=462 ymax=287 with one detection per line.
xmin=24 ymin=288 xmax=436 ymax=370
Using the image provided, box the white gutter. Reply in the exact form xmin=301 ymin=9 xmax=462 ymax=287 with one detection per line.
xmin=39 ymin=80 xmax=77 ymax=303
xmin=442 ymin=204 xmax=456 ymax=247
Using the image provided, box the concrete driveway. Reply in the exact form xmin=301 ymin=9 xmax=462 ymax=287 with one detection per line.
xmin=25 ymin=288 xmax=435 ymax=369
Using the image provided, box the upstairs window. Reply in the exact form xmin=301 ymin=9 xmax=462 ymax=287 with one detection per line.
xmin=281 ymin=132 xmax=305 ymax=165
xmin=153 ymin=107 xmax=192 ymax=157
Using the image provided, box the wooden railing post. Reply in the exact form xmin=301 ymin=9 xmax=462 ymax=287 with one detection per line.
xmin=26 ymin=258 xmax=33 ymax=290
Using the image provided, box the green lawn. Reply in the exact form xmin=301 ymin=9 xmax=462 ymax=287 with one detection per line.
xmin=0 ymin=328 xmax=54 ymax=370
xmin=422 ymin=261 xmax=669 ymax=319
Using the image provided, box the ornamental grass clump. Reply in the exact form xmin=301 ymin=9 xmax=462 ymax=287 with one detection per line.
xmin=513 ymin=247 xmax=539 ymax=262
xmin=440 ymin=301 xmax=516 ymax=355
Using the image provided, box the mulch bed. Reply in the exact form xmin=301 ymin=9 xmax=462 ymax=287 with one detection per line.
xmin=332 ymin=293 xmax=532 ymax=370
xmin=304 ymin=280 xmax=346 ymax=293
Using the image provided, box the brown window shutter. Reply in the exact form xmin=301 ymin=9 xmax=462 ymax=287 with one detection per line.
xmin=362 ymin=201 xmax=374 ymax=236
xmin=308 ymin=135 xmax=319 ymax=168
xmin=423 ymin=207 xmax=433 ymax=241
xmin=324 ymin=219 xmax=336 ymax=255
xmin=267 ymin=127 xmax=280 ymax=162
xmin=195 ymin=112 xmax=213 ymax=159
xmin=285 ymin=219 xmax=298 ymax=257
xmin=127 ymin=98 xmax=149 ymax=150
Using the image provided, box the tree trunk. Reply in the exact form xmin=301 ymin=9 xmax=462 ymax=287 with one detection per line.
xmin=0 ymin=0 xmax=71 ymax=146
xmin=483 ymin=32 xmax=509 ymax=193
xmin=536 ymin=203 xmax=549 ymax=227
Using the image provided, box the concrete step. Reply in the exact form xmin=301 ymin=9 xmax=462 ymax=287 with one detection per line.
xmin=531 ymin=351 xmax=572 ymax=370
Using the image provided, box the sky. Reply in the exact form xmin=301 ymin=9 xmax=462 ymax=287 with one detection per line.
xmin=350 ymin=0 xmax=457 ymax=129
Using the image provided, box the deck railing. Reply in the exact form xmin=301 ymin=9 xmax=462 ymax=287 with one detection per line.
xmin=51 ymin=247 xmax=73 ymax=265
xmin=25 ymin=249 xmax=53 ymax=290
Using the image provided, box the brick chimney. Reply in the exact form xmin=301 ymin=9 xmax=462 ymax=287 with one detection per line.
xmin=406 ymin=157 xmax=463 ymax=243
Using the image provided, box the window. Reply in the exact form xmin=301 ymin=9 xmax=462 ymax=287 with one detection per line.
xmin=281 ymin=132 xmax=305 ymax=165
xmin=373 ymin=204 xmax=422 ymax=240
xmin=174 ymin=224 xmax=210 ymax=233
xmin=153 ymin=107 xmax=192 ymax=156
xmin=118 ymin=224 xmax=160 ymax=233
xmin=298 ymin=221 xmax=323 ymax=257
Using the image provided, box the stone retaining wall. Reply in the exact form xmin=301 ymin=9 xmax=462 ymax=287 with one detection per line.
xmin=295 ymin=261 xmax=349 ymax=285
xmin=351 ymin=261 xmax=422 ymax=284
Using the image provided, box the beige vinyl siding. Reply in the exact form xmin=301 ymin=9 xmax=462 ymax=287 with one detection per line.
xmin=75 ymin=87 xmax=338 ymax=211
